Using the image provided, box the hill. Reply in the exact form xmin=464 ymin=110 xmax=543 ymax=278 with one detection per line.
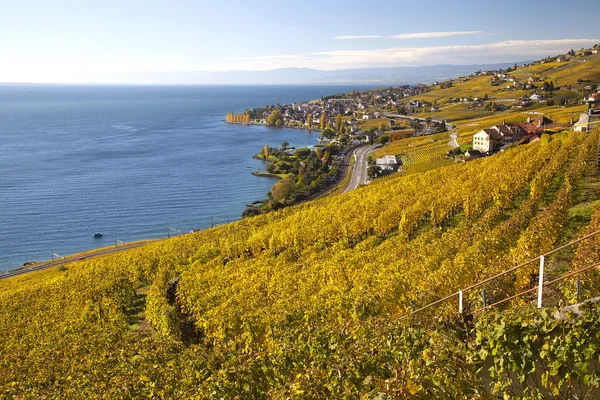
xmin=403 ymin=53 xmax=600 ymax=106
xmin=367 ymin=51 xmax=600 ymax=174
xmin=1 ymin=127 xmax=599 ymax=398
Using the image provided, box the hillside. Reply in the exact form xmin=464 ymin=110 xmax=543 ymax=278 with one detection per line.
xmin=406 ymin=53 xmax=600 ymax=107
xmin=367 ymin=52 xmax=600 ymax=173
xmin=2 ymin=128 xmax=600 ymax=398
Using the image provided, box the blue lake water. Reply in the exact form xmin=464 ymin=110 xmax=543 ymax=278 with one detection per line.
xmin=0 ymin=84 xmax=376 ymax=271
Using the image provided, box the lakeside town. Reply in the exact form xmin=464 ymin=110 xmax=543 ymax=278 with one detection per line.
xmin=227 ymin=44 xmax=600 ymax=215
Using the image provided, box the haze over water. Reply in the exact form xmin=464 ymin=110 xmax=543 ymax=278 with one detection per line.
xmin=0 ymin=84 xmax=374 ymax=271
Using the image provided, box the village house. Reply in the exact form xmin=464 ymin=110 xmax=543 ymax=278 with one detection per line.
xmin=375 ymin=155 xmax=398 ymax=172
xmin=472 ymin=124 xmax=526 ymax=153
xmin=530 ymin=93 xmax=544 ymax=102
xmin=586 ymin=92 xmax=600 ymax=102
xmin=519 ymin=116 xmax=554 ymax=132
xmin=515 ymin=99 xmax=533 ymax=108
xmin=473 ymin=115 xmax=568 ymax=153
xmin=408 ymin=100 xmax=422 ymax=109
xmin=362 ymin=113 xmax=373 ymax=120
xmin=574 ymin=109 xmax=600 ymax=132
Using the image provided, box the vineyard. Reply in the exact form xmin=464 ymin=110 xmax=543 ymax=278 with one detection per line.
xmin=1 ymin=129 xmax=600 ymax=398
xmin=403 ymin=141 xmax=452 ymax=173
xmin=373 ymin=132 xmax=453 ymax=174
xmin=373 ymin=104 xmax=589 ymax=176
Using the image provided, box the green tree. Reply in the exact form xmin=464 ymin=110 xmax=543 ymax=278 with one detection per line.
xmin=367 ymin=165 xmax=381 ymax=179
xmin=377 ymin=134 xmax=390 ymax=144
xmin=266 ymin=110 xmax=283 ymax=126
xmin=321 ymin=127 xmax=336 ymax=139
xmin=320 ymin=114 xmax=326 ymax=130
xmin=271 ymin=175 xmax=296 ymax=203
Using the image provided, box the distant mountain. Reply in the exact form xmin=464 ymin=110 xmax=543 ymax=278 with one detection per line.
xmin=98 ymin=63 xmax=529 ymax=86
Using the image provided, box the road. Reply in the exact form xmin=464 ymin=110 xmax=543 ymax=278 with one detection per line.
xmin=343 ymin=144 xmax=381 ymax=193
xmin=0 ymin=242 xmax=148 ymax=281
xmin=305 ymin=144 xmax=359 ymax=201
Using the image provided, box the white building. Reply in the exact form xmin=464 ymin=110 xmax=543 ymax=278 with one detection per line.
xmin=574 ymin=111 xmax=600 ymax=132
xmin=472 ymin=124 xmax=525 ymax=153
xmin=530 ymin=93 xmax=543 ymax=102
xmin=375 ymin=155 xmax=398 ymax=171
xmin=473 ymin=129 xmax=498 ymax=153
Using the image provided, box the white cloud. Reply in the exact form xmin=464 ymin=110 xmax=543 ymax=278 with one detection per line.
xmin=390 ymin=30 xmax=483 ymax=39
xmin=333 ymin=31 xmax=484 ymax=40
xmin=215 ymin=38 xmax=600 ymax=71
xmin=333 ymin=35 xmax=384 ymax=40
xmin=3 ymin=38 xmax=599 ymax=82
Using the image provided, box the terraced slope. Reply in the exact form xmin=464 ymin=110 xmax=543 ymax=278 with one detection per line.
xmin=1 ymin=130 xmax=600 ymax=398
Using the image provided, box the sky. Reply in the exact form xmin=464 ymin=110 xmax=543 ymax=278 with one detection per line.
xmin=1 ymin=0 xmax=599 ymax=83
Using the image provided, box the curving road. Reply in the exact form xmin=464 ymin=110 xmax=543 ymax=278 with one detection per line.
xmin=343 ymin=144 xmax=381 ymax=193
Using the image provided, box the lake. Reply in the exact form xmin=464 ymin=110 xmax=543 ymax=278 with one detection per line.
xmin=0 ymin=84 xmax=376 ymax=271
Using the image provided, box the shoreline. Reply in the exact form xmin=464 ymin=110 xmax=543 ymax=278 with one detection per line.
xmin=223 ymin=120 xmax=322 ymax=133
xmin=2 ymin=120 xmax=321 ymax=274
xmin=251 ymin=170 xmax=283 ymax=179
xmin=1 ymin=239 xmax=156 ymax=279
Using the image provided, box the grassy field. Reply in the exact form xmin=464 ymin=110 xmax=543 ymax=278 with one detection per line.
xmin=410 ymin=74 xmax=532 ymax=104
xmin=356 ymin=117 xmax=391 ymax=130
xmin=511 ymin=55 xmax=600 ymax=89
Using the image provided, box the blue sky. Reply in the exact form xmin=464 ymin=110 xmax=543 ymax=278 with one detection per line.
xmin=1 ymin=0 xmax=599 ymax=83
